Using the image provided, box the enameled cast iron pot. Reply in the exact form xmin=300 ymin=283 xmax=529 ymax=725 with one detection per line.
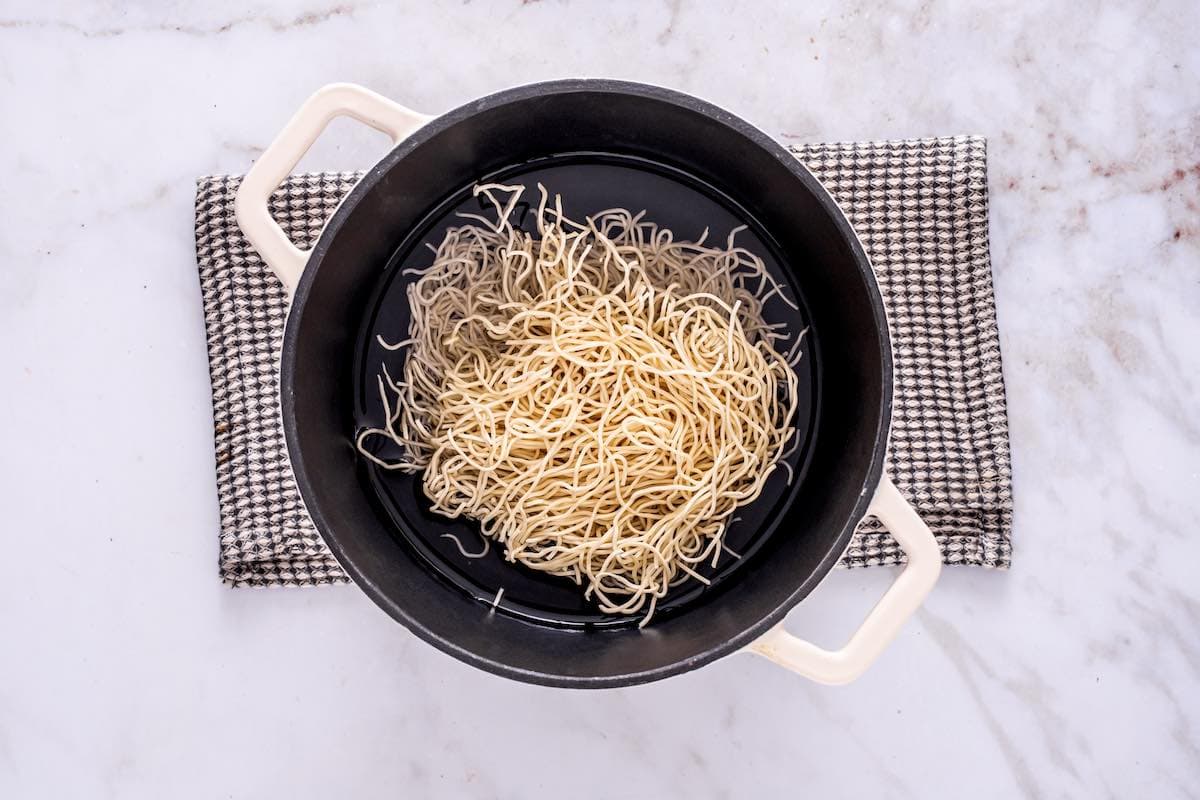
xmin=235 ymin=80 xmax=942 ymax=688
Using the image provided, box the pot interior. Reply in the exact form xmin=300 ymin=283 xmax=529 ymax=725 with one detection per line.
xmin=282 ymin=81 xmax=890 ymax=686
xmin=355 ymin=152 xmax=818 ymax=628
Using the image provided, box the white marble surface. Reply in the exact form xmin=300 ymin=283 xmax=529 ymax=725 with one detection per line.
xmin=2 ymin=1 xmax=1198 ymax=797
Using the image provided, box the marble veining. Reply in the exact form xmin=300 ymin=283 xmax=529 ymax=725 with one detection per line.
xmin=0 ymin=0 xmax=1197 ymax=797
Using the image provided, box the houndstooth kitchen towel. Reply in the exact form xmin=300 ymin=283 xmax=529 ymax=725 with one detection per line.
xmin=194 ymin=135 xmax=1013 ymax=587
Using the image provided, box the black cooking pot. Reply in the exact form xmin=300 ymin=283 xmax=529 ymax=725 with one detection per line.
xmin=235 ymin=80 xmax=941 ymax=688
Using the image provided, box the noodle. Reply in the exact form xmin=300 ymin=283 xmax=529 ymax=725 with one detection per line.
xmin=357 ymin=184 xmax=801 ymax=624
xmin=440 ymin=532 xmax=490 ymax=559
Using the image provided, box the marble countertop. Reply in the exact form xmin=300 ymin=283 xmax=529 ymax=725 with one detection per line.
xmin=2 ymin=1 xmax=1197 ymax=797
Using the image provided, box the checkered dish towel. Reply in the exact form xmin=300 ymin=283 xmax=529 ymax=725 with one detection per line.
xmin=194 ymin=135 xmax=1013 ymax=586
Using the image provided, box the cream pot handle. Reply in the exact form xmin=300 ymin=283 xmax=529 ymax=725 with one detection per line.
xmin=234 ymin=83 xmax=431 ymax=295
xmin=744 ymin=476 xmax=942 ymax=684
